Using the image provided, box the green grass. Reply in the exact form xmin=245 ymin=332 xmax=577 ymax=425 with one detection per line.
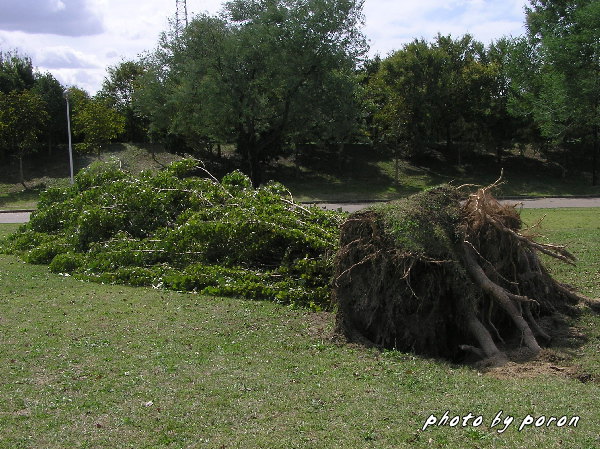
xmin=520 ymin=208 xmax=600 ymax=298
xmin=0 ymin=223 xmax=21 ymax=238
xmin=519 ymin=208 xmax=600 ymax=379
xmin=282 ymin=151 xmax=600 ymax=202
xmin=0 ymin=185 xmax=43 ymax=211
xmin=0 ymin=206 xmax=599 ymax=448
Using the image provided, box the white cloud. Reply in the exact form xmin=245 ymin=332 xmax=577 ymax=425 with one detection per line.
xmin=36 ymin=46 xmax=100 ymax=69
xmin=49 ymin=67 xmax=104 ymax=92
xmin=363 ymin=0 xmax=528 ymax=56
xmin=50 ymin=0 xmax=67 ymax=12
xmin=0 ymin=0 xmax=104 ymax=36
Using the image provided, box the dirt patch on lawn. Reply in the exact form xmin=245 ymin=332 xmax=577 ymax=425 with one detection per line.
xmin=304 ymin=311 xmax=336 ymax=340
xmin=482 ymin=313 xmax=595 ymax=383
xmin=484 ymin=349 xmax=595 ymax=383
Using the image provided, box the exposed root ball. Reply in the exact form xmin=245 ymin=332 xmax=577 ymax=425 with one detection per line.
xmin=332 ymin=184 xmax=590 ymax=363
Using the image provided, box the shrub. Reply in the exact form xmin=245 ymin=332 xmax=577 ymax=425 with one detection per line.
xmin=49 ymin=253 xmax=85 ymax=273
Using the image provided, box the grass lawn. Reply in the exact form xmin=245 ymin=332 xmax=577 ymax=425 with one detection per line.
xmin=0 ymin=209 xmax=598 ymax=448
xmin=0 ymin=185 xmax=43 ymax=211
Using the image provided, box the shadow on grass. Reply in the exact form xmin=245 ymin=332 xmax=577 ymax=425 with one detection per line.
xmin=0 ymin=186 xmax=44 ymax=210
xmin=280 ymin=148 xmax=600 ymax=202
xmin=273 ymin=160 xmax=414 ymax=202
xmin=268 ymin=146 xmax=421 ymax=201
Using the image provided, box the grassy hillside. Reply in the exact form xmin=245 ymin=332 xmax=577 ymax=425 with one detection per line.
xmin=1 ymin=144 xmax=599 ymax=210
xmin=0 ymin=207 xmax=598 ymax=448
xmin=280 ymin=149 xmax=600 ymax=202
xmin=0 ymin=144 xmax=182 ymax=211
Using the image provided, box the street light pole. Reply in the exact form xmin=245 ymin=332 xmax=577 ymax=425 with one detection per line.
xmin=65 ymin=90 xmax=74 ymax=184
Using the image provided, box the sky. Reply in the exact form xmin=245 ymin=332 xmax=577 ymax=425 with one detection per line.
xmin=0 ymin=0 xmax=530 ymax=94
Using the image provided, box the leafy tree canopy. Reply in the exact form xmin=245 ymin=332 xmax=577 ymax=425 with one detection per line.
xmin=71 ymin=97 xmax=126 ymax=154
xmin=99 ymin=60 xmax=148 ymax=142
xmin=99 ymin=60 xmax=146 ymax=110
xmin=136 ymin=0 xmax=367 ymax=185
xmin=32 ymin=72 xmax=68 ymax=153
xmin=509 ymin=0 xmax=600 ymax=184
xmin=0 ymin=89 xmax=48 ymax=184
xmin=0 ymin=49 xmax=35 ymax=94
xmin=367 ymin=34 xmax=510 ymax=163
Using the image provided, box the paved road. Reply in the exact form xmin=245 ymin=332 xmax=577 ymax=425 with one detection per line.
xmin=316 ymin=197 xmax=600 ymax=213
xmin=0 ymin=197 xmax=598 ymax=223
xmin=0 ymin=211 xmax=31 ymax=223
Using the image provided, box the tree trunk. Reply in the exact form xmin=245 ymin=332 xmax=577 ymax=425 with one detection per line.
xmin=237 ymin=131 xmax=262 ymax=188
xmin=19 ymin=152 xmax=27 ymax=189
xmin=593 ymin=126 xmax=598 ymax=186
xmin=337 ymin=142 xmax=345 ymax=175
xmin=394 ymin=153 xmax=399 ymax=185
xmin=248 ymin=150 xmax=262 ymax=188
xmin=465 ymin=315 xmax=504 ymax=360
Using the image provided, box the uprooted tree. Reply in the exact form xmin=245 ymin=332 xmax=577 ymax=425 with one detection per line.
xmin=333 ymin=181 xmax=597 ymax=363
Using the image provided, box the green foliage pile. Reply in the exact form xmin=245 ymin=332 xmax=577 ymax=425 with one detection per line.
xmin=372 ymin=185 xmax=463 ymax=258
xmin=1 ymin=159 xmax=344 ymax=308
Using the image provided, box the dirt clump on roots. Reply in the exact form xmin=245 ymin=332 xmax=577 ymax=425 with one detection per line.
xmin=332 ymin=181 xmax=597 ymax=365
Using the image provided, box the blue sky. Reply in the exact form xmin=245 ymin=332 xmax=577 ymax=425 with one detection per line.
xmin=0 ymin=0 xmax=529 ymax=93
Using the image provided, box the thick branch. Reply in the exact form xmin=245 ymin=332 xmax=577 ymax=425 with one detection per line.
xmin=461 ymin=242 xmax=542 ymax=354
xmin=464 ymin=315 xmax=506 ymax=362
xmin=487 ymin=215 xmax=577 ymax=265
xmin=524 ymin=303 xmax=551 ymax=342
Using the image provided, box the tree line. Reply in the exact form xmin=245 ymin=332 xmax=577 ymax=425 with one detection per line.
xmin=1 ymin=0 xmax=598 ymax=186
xmin=0 ymin=50 xmax=126 ymax=186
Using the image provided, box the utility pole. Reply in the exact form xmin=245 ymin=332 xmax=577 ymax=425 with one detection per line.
xmin=64 ymin=90 xmax=74 ymax=184
xmin=175 ymin=0 xmax=188 ymax=35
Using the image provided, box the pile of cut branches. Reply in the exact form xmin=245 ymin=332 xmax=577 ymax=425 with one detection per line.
xmin=332 ymin=181 xmax=596 ymax=363
xmin=1 ymin=159 xmax=342 ymax=308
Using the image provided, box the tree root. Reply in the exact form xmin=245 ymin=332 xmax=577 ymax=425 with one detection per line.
xmin=524 ymin=303 xmax=551 ymax=342
xmin=333 ymin=182 xmax=594 ymax=364
xmin=461 ymin=242 xmax=542 ymax=354
xmin=465 ymin=315 xmax=507 ymax=362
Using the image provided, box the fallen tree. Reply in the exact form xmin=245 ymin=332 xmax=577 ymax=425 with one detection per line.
xmin=332 ymin=180 xmax=597 ymax=363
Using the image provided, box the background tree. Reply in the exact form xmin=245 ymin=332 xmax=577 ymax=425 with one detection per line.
xmin=136 ymin=0 xmax=367 ymax=185
xmin=98 ymin=60 xmax=148 ymax=142
xmin=0 ymin=49 xmax=38 ymax=163
xmin=478 ymin=38 xmax=527 ymax=164
xmin=64 ymin=86 xmax=91 ymax=145
xmin=367 ymin=39 xmax=435 ymax=157
xmin=72 ymin=96 xmax=126 ymax=155
xmin=32 ymin=72 xmax=67 ymax=156
xmin=509 ymin=0 xmax=600 ymax=185
xmin=0 ymin=50 xmax=35 ymax=94
xmin=0 ymin=90 xmax=48 ymax=185
xmin=368 ymin=35 xmax=497 ymax=164
xmin=432 ymin=34 xmax=488 ymax=163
